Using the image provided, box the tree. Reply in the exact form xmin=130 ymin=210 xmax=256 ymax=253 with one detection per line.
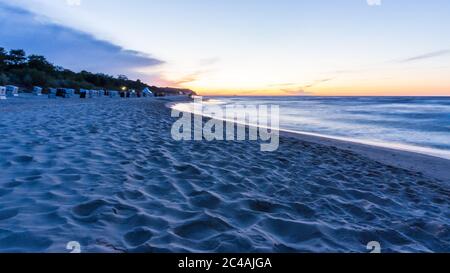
xmin=26 ymin=69 xmax=48 ymax=87
xmin=0 ymin=47 xmax=7 ymax=71
xmin=0 ymin=46 xmax=197 ymax=96
xmin=23 ymin=73 xmax=33 ymax=86
xmin=7 ymin=49 xmax=27 ymax=67
xmin=28 ymin=55 xmax=54 ymax=72
xmin=0 ymin=73 xmax=8 ymax=85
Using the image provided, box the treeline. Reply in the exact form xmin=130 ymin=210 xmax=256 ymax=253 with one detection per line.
xmin=0 ymin=47 xmax=195 ymax=95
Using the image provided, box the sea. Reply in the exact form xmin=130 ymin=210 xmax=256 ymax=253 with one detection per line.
xmin=172 ymin=96 xmax=450 ymax=159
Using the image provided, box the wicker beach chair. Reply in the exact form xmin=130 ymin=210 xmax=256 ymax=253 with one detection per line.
xmin=33 ymin=86 xmax=43 ymax=96
xmin=88 ymin=90 xmax=97 ymax=98
xmin=79 ymin=89 xmax=88 ymax=99
xmin=0 ymin=86 xmax=6 ymax=100
xmin=48 ymin=88 xmax=57 ymax=99
xmin=6 ymin=85 xmax=19 ymax=97
xmin=64 ymin=89 xmax=75 ymax=98
xmin=142 ymin=88 xmax=153 ymax=97
xmin=109 ymin=90 xmax=119 ymax=98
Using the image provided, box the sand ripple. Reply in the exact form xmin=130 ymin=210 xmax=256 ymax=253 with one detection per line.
xmin=0 ymin=98 xmax=449 ymax=252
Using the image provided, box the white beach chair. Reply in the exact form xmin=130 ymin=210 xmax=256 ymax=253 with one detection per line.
xmin=48 ymin=88 xmax=57 ymax=99
xmin=89 ymin=90 xmax=98 ymax=98
xmin=6 ymin=85 xmax=19 ymax=97
xmin=142 ymin=88 xmax=153 ymax=97
xmin=64 ymin=88 xmax=75 ymax=98
xmin=109 ymin=90 xmax=119 ymax=98
xmin=0 ymin=86 xmax=6 ymax=100
xmin=56 ymin=88 xmax=65 ymax=98
xmin=79 ymin=89 xmax=88 ymax=99
xmin=130 ymin=90 xmax=137 ymax=98
xmin=33 ymin=86 xmax=43 ymax=96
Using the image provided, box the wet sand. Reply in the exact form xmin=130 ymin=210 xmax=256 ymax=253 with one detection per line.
xmin=281 ymin=131 xmax=450 ymax=182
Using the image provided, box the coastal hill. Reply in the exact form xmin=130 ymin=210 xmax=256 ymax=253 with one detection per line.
xmin=0 ymin=47 xmax=196 ymax=96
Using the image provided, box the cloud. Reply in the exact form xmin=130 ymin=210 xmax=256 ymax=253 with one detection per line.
xmin=0 ymin=3 xmax=163 ymax=80
xmin=280 ymin=88 xmax=311 ymax=96
xmin=66 ymin=0 xmax=81 ymax=6
xmin=199 ymin=57 xmax=220 ymax=66
xmin=270 ymin=78 xmax=334 ymax=95
xmin=398 ymin=49 xmax=450 ymax=63
xmin=173 ymin=59 xmax=220 ymax=85
xmin=172 ymin=73 xmax=202 ymax=85
xmin=268 ymin=83 xmax=297 ymax=87
xmin=158 ymin=57 xmax=221 ymax=87
xmin=366 ymin=0 xmax=382 ymax=6
xmin=304 ymin=78 xmax=333 ymax=88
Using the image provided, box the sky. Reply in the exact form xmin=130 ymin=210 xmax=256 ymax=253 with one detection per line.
xmin=1 ymin=0 xmax=449 ymax=96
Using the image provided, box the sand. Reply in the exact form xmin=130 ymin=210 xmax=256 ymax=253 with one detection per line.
xmin=281 ymin=131 xmax=450 ymax=182
xmin=0 ymin=96 xmax=449 ymax=253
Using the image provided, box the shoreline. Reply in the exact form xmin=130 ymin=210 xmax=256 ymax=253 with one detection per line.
xmin=280 ymin=130 xmax=450 ymax=183
xmin=166 ymin=99 xmax=450 ymax=182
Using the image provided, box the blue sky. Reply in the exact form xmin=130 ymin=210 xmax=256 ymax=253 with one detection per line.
xmin=1 ymin=0 xmax=449 ymax=95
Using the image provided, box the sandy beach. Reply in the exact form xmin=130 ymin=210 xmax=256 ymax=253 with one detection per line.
xmin=0 ymin=96 xmax=449 ymax=253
